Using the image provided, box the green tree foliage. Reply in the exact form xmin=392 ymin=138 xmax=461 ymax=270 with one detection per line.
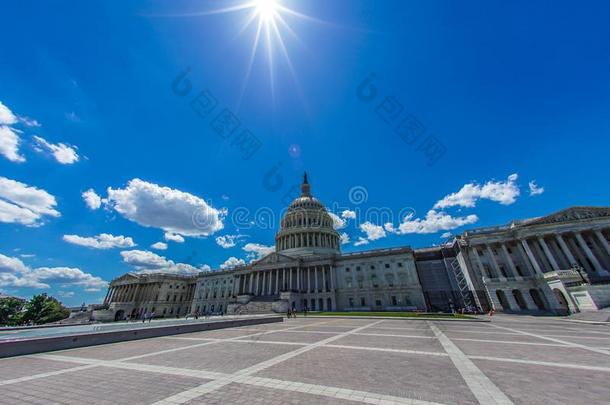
xmin=0 ymin=296 xmax=26 ymax=326
xmin=17 ymin=294 xmax=70 ymax=325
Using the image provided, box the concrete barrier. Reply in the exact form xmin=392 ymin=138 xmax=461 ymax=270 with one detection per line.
xmin=0 ymin=316 xmax=283 ymax=358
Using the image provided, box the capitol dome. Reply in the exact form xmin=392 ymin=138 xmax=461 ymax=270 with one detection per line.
xmin=275 ymin=173 xmax=340 ymax=256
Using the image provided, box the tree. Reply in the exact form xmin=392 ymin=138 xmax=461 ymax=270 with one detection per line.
xmin=0 ymin=296 xmax=26 ymax=326
xmin=19 ymin=294 xmax=70 ymax=325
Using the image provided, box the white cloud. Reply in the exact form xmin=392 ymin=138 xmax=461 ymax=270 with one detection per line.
xmin=328 ymin=212 xmax=346 ymax=229
xmin=151 ymin=242 xmax=168 ymax=250
xmin=441 ymin=232 xmax=452 ymax=238
xmin=120 ymin=249 xmax=199 ymax=275
xmin=105 ymin=179 xmax=225 ymax=237
xmin=82 ymin=189 xmax=102 ymax=210
xmin=243 ymin=243 xmax=274 ymax=260
xmin=199 ymin=264 xmax=212 ymax=272
xmin=0 ymin=253 xmax=107 ymax=291
xmin=339 ymin=232 xmax=350 ymax=245
xmin=354 ymin=237 xmax=369 ymax=246
xmin=528 ymin=181 xmax=545 ymax=196
xmin=63 ymin=233 xmax=136 ymax=249
xmin=359 ymin=221 xmax=386 ymax=241
xmin=58 ymin=291 xmax=75 ymax=298
xmin=215 ymin=234 xmax=245 ymax=249
xmin=0 ymin=176 xmax=60 ymax=226
xmin=341 ymin=210 xmax=356 ymax=220
xmin=0 ymin=126 xmax=25 ymax=163
xmin=434 ymin=174 xmax=520 ymax=209
xmin=164 ymin=232 xmax=185 ymax=243
xmin=220 ymin=256 xmax=246 ymax=269
xmin=383 ymin=222 xmax=396 ymax=233
xmin=32 ymin=136 xmax=79 ymax=164
xmin=0 ymin=101 xmax=18 ymax=125
xmin=397 ymin=210 xmax=478 ymax=234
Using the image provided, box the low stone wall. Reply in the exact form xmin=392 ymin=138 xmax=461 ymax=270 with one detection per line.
xmin=0 ymin=316 xmax=283 ymax=358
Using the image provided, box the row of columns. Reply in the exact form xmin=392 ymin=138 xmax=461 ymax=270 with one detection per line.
xmin=106 ymin=282 xmax=194 ymax=305
xmin=277 ymin=232 xmax=339 ymax=250
xmin=472 ymin=230 xmax=610 ymax=280
xmin=234 ymin=265 xmax=336 ymax=296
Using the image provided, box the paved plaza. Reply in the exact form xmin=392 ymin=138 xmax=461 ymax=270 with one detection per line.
xmin=1 ymin=315 xmax=609 ymax=404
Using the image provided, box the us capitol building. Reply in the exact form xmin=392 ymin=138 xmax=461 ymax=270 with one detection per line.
xmin=103 ymin=174 xmax=610 ymax=321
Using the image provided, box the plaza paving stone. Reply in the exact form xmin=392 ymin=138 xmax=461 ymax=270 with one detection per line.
xmin=183 ymin=382 xmax=363 ymax=405
xmin=54 ymin=336 xmax=199 ymax=360
xmin=331 ymin=333 xmax=445 ymax=352
xmin=0 ymin=356 xmax=79 ymax=381
xmin=126 ymin=341 xmax=297 ymax=373
xmin=254 ymin=346 xmax=475 ymax=404
xmin=1 ymin=314 xmax=609 ymax=404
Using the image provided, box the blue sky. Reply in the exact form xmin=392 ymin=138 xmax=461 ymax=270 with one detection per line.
xmin=1 ymin=0 xmax=609 ymax=306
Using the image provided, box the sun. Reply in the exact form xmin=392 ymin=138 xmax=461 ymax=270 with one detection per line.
xmin=162 ymin=0 xmax=321 ymax=103
xmin=254 ymin=0 xmax=279 ymax=23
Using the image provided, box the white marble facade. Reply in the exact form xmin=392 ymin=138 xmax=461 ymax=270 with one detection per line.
xmin=106 ymin=174 xmax=610 ymax=317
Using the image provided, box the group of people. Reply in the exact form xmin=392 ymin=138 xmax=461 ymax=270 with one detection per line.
xmin=286 ymin=306 xmax=309 ymax=318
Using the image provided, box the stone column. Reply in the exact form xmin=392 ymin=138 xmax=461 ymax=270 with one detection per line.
xmin=322 ymin=267 xmax=328 ymax=292
xmin=595 ymin=230 xmax=610 ymax=257
xmin=249 ymin=273 xmax=254 ymax=294
xmin=289 ymin=268 xmax=293 ymax=291
xmin=297 ymin=268 xmax=301 ymax=292
xmin=485 ymin=245 xmax=502 ymax=277
xmin=520 ymin=239 xmax=544 ymax=275
xmin=280 ymin=268 xmax=285 ymax=290
xmin=470 ymin=247 xmax=487 ymax=277
xmin=103 ymin=288 xmax=111 ymax=305
xmin=555 ymin=234 xmax=577 ymax=266
xmin=538 ymin=236 xmax=560 ymax=271
xmin=307 ymin=267 xmax=311 ymax=293
xmin=575 ymin=232 xmax=609 ymax=275
xmin=329 ymin=265 xmax=335 ymax=290
xmin=500 ymin=243 xmax=519 ymax=277
xmin=315 ymin=266 xmax=319 ymax=292
xmin=275 ymin=270 xmax=279 ymax=294
xmin=261 ymin=272 xmax=266 ymax=296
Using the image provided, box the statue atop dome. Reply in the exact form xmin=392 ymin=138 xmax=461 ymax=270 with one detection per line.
xmin=301 ymin=171 xmax=311 ymax=197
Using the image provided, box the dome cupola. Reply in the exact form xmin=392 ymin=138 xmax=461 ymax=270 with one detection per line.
xmin=275 ymin=173 xmax=340 ymax=256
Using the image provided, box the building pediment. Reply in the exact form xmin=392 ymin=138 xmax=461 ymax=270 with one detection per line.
xmin=522 ymin=206 xmax=610 ymax=227
xmin=112 ymin=272 xmax=140 ymax=283
xmin=252 ymin=252 xmax=300 ymax=267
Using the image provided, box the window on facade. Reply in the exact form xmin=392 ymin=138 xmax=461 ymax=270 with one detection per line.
xmin=370 ymin=265 xmax=375 ymax=270
xmin=371 ymin=274 xmax=378 ymax=288
xmin=173 ymin=295 xmax=177 ymax=302
xmin=385 ymin=263 xmax=390 ymax=268
xmin=345 ymin=267 xmax=350 ymax=272
xmin=391 ymin=296 xmax=397 ymax=306
xmin=375 ymin=299 xmax=382 ymax=307
xmin=169 ymin=285 xmax=173 ymax=289
xmin=404 ymin=296 xmax=412 ymax=305
xmin=360 ymin=297 xmax=366 ymax=306
xmin=507 ymin=247 xmax=513 ymax=254
xmin=397 ymin=262 xmax=403 ymax=267
xmin=356 ymin=266 xmax=361 ymax=271
xmin=166 ymin=295 xmax=170 ymax=301
xmin=358 ymin=280 xmax=363 ymax=289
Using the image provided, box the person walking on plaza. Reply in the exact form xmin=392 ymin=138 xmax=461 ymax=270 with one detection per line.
xmin=149 ymin=311 xmax=155 ymax=322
